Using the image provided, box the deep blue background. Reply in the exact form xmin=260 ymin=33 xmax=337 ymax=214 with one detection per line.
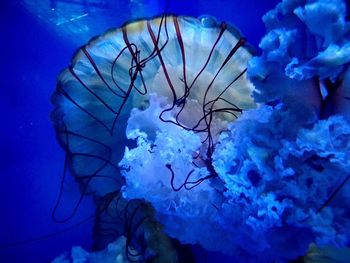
xmin=0 ymin=1 xmax=279 ymax=262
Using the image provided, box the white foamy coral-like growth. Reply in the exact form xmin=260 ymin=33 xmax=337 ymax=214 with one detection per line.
xmin=120 ymin=94 xmax=221 ymax=219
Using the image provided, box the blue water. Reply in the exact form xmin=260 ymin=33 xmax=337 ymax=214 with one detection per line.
xmin=3 ymin=0 xmax=339 ymax=262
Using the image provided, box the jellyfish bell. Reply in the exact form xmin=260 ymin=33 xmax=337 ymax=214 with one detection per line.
xmin=52 ymin=15 xmax=256 ymax=195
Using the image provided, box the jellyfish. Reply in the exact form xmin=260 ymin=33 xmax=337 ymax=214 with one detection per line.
xmin=52 ymin=14 xmax=255 ymax=192
xmin=51 ymin=14 xmax=256 ymax=262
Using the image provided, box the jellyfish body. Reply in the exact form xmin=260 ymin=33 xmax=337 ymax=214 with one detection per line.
xmin=51 ymin=14 xmax=256 ymax=262
xmin=51 ymin=15 xmax=255 ymax=197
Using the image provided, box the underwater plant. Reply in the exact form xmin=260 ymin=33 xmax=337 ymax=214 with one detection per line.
xmin=52 ymin=0 xmax=350 ymax=262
